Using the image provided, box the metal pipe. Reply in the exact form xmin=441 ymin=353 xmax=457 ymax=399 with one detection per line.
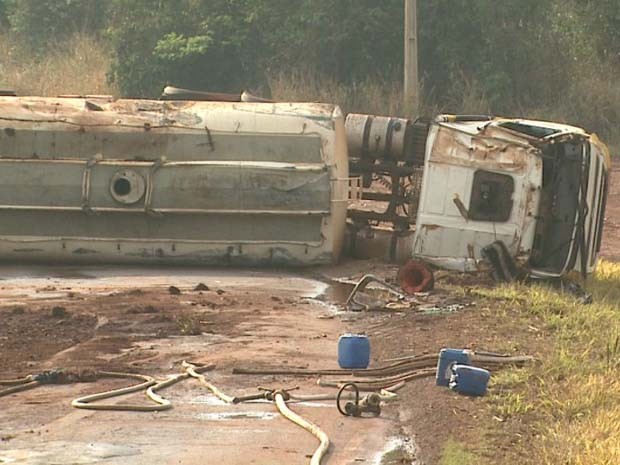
xmin=232 ymin=354 xmax=438 ymax=377
xmin=318 ymin=368 xmax=436 ymax=391
xmin=349 ymin=161 xmax=417 ymax=176
xmin=347 ymin=209 xmax=413 ymax=225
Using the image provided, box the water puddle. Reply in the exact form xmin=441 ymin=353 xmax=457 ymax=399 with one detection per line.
xmin=374 ymin=436 xmax=418 ymax=465
xmin=317 ymin=279 xmax=355 ymax=304
xmin=187 ymin=394 xmax=229 ymax=406
xmin=318 ymin=278 xmax=407 ymax=311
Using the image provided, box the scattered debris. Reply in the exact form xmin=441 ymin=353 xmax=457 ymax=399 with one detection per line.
xmin=415 ymin=303 xmax=469 ymax=315
xmin=233 ymin=350 xmax=533 ymax=394
xmin=545 ymin=278 xmax=593 ymax=304
xmin=168 ymin=286 xmax=181 ymax=295
xmin=346 ymin=274 xmax=405 ymax=311
xmin=397 ymin=259 xmax=435 ymax=293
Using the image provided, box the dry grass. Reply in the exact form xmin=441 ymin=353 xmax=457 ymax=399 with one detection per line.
xmin=0 ymin=35 xmax=616 ymax=156
xmin=270 ymin=69 xmax=619 ymax=155
xmin=439 ymin=439 xmax=476 ymax=465
xmin=525 ymin=71 xmax=620 ymax=157
xmin=472 ymin=260 xmax=620 ymax=465
xmin=269 ymin=70 xmax=410 ymax=117
xmin=0 ymin=32 xmax=116 ymax=96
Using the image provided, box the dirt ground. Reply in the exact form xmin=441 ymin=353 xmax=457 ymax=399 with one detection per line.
xmin=0 ymin=268 xmax=413 ymax=465
xmin=599 ymin=167 xmax=620 ymax=261
xmin=0 ymin=167 xmax=618 ymax=465
xmin=0 ymin=265 xmax=542 ymax=465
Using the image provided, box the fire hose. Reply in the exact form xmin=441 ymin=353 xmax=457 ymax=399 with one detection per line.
xmin=70 ymin=365 xmax=213 ymax=411
xmin=2 ymin=362 xmax=333 ymax=465
xmin=6 ymin=352 xmax=521 ymax=465
xmin=182 ymin=361 xmax=238 ymax=404
xmin=71 ymin=372 xmax=158 ymax=411
xmin=273 ymin=390 xmax=330 ymax=465
xmin=0 ymin=375 xmax=40 ymax=397
xmin=0 ymin=369 xmax=98 ymax=399
xmin=183 ymin=362 xmax=331 ymax=465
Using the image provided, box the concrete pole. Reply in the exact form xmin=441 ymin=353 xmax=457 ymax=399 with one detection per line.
xmin=404 ymin=0 xmax=419 ymax=114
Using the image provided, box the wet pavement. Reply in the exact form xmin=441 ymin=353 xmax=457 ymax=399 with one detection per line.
xmin=0 ymin=265 xmax=412 ymax=465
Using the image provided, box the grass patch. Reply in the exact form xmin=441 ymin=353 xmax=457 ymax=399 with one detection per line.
xmin=380 ymin=446 xmax=415 ymax=465
xmin=0 ymin=32 xmax=116 ymax=96
xmin=470 ymin=260 xmax=620 ymax=464
xmin=439 ymin=439 xmax=476 ymax=465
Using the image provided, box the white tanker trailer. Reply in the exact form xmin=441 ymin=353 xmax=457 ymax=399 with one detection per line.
xmin=0 ymin=95 xmax=349 ymax=265
xmin=0 ymin=92 xmax=610 ymax=277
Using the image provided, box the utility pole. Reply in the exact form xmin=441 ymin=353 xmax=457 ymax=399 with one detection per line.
xmin=404 ymin=0 xmax=419 ymax=114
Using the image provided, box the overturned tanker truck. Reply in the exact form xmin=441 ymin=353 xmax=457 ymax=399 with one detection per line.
xmin=0 ymin=89 xmax=610 ymax=278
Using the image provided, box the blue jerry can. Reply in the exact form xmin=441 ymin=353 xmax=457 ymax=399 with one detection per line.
xmin=338 ymin=334 xmax=370 ymax=369
xmin=449 ymin=364 xmax=491 ymax=396
xmin=436 ymin=348 xmax=472 ymax=386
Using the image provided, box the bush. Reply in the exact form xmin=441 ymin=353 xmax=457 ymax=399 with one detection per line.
xmin=5 ymin=0 xmax=107 ymax=47
xmin=106 ymin=0 xmax=262 ymax=97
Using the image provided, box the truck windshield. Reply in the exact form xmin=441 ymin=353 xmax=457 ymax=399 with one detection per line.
xmin=529 ymin=140 xmax=585 ymax=272
xmin=498 ymin=121 xmax=560 ymax=139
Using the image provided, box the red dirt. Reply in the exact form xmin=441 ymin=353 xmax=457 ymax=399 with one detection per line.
xmin=599 ymin=167 xmax=620 ymax=262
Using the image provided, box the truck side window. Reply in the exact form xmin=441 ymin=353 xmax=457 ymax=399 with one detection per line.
xmin=469 ymin=170 xmax=514 ymax=222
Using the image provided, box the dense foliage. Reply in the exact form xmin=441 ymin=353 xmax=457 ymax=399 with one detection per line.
xmin=1 ymin=0 xmax=619 ymax=137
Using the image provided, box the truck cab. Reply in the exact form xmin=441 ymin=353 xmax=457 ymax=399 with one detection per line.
xmin=413 ymin=115 xmax=610 ymax=278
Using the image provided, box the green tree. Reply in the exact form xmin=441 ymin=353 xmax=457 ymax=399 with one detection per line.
xmin=106 ymin=0 xmax=404 ymax=97
xmin=107 ymin=0 xmax=262 ymax=97
xmin=250 ymin=0 xmax=403 ymax=82
xmin=0 ymin=0 xmax=9 ymax=29
xmin=6 ymin=0 xmax=107 ymax=47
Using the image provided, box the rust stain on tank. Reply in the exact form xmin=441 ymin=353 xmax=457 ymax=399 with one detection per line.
xmin=430 ymin=126 xmax=533 ymax=172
